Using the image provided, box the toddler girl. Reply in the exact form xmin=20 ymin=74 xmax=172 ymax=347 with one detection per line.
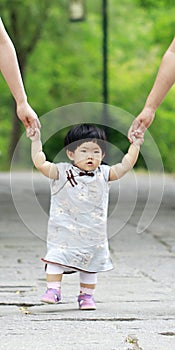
xmin=27 ymin=123 xmax=143 ymax=310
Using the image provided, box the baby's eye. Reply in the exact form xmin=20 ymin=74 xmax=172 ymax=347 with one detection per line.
xmin=94 ymin=150 xmax=100 ymax=154
xmin=80 ymin=149 xmax=86 ymax=153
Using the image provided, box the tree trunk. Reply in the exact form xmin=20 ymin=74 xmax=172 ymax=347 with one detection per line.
xmin=8 ymin=99 xmax=21 ymax=164
xmin=8 ymin=56 xmax=25 ymax=164
xmin=6 ymin=2 xmax=51 ymax=164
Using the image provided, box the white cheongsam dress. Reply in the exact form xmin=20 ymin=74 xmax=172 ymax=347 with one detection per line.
xmin=42 ymin=163 xmax=113 ymax=273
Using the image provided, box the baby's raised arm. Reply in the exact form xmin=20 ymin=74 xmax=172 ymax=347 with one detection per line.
xmin=109 ymin=134 xmax=143 ymax=181
xmin=27 ymin=128 xmax=58 ymax=179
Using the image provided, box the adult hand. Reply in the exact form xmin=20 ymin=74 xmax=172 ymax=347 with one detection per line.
xmin=16 ymin=101 xmax=41 ymax=129
xmin=128 ymin=107 xmax=155 ymax=143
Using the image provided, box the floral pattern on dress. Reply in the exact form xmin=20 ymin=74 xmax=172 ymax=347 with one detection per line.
xmin=42 ymin=163 xmax=113 ymax=272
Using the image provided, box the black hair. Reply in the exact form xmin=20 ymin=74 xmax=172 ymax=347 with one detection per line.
xmin=64 ymin=124 xmax=107 ymax=154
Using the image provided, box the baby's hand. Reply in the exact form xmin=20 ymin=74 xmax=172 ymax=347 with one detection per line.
xmin=132 ymin=129 xmax=144 ymax=147
xmin=26 ymin=127 xmax=40 ymax=141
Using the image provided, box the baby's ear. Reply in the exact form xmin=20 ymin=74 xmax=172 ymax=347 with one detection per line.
xmin=66 ymin=149 xmax=74 ymax=161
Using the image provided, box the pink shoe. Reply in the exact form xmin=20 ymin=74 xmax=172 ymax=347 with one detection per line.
xmin=78 ymin=294 xmax=96 ymax=310
xmin=41 ymin=288 xmax=61 ymax=304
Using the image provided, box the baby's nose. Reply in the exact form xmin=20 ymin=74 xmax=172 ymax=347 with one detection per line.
xmin=87 ymin=153 xmax=93 ymax=158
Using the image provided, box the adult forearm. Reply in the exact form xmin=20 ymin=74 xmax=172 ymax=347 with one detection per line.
xmin=0 ymin=20 xmax=27 ymax=105
xmin=145 ymin=40 xmax=175 ymax=111
xmin=0 ymin=41 xmax=27 ymax=104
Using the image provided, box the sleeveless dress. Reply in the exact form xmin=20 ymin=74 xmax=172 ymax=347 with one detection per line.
xmin=42 ymin=162 xmax=113 ymax=273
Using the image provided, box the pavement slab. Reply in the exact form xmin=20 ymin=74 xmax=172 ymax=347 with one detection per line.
xmin=0 ymin=172 xmax=175 ymax=350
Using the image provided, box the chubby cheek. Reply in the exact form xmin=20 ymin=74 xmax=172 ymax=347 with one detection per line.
xmin=95 ymin=154 xmax=103 ymax=162
xmin=77 ymin=154 xmax=86 ymax=162
xmin=96 ymin=159 xmax=102 ymax=166
xmin=74 ymin=156 xmax=85 ymax=165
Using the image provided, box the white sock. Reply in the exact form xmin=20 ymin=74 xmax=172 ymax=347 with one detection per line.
xmin=80 ymin=287 xmax=95 ymax=295
xmin=47 ymin=281 xmax=61 ymax=290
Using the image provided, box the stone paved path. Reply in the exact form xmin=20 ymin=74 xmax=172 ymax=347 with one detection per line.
xmin=0 ymin=172 xmax=175 ymax=350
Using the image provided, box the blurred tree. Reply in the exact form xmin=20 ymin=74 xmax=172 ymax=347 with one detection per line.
xmin=137 ymin=0 xmax=175 ymax=8
xmin=1 ymin=0 xmax=175 ymax=171
xmin=0 ymin=0 xmax=54 ymax=161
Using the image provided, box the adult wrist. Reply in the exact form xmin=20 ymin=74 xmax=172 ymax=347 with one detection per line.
xmin=143 ymin=105 xmax=156 ymax=114
xmin=15 ymin=94 xmax=28 ymax=107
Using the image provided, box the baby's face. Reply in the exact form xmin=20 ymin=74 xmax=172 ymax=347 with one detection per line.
xmin=67 ymin=141 xmax=105 ymax=171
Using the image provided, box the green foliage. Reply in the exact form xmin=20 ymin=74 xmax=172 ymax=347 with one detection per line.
xmin=0 ymin=0 xmax=175 ymax=171
xmin=137 ymin=0 xmax=175 ymax=9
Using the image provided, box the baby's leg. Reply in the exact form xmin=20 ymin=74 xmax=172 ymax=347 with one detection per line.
xmin=78 ymin=272 xmax=97 ymax=310
xmin=46 ymin=263 xmax=63 ymax=283
xmin=41 ymin=263 xmax=64 ymax=304
xmin=79 ymin=271 xmax=97 ymax=292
